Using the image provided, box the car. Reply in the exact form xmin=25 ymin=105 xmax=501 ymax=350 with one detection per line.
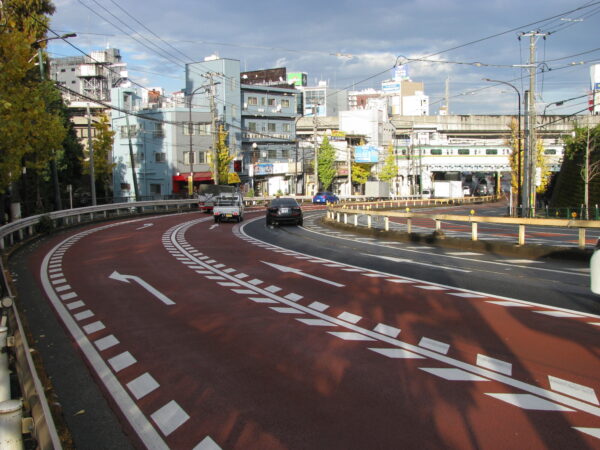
xmin=462 ymin=185 xmax=471 ymax=196
xmin=312 ymin=191 xmax=339 ymax=204
xmin=421 ymin=189 xmax=431 ymax=199
xmin=266 ymin=197 xmax=303 ymax=226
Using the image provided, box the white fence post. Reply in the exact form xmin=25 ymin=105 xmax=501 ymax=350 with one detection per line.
xmin=0 ymin=400 xmax=23 ymax=450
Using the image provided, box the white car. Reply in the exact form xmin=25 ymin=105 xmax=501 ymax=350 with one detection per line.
xmin=421 ymin=189 xmax=431 ymax=199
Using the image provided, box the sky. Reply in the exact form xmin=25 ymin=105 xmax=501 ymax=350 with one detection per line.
xmin=46 ymin=0 xmax=600 ymax=116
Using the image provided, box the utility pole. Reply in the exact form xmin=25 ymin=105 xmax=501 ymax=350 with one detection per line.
xmin=86 ymin=103 xmax=96 ymax=205
xmin=520 ymin=30 xmax=547 ymax=217
xmin=205 ymin=73 xmax=219 ymax=185
xmin=124 ymin=110 xmax=140 ymax=202
xmin=313 ymin=106 xmax=319 ymax=195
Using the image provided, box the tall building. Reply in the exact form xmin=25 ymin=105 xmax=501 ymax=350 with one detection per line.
xmin=301 ymin=81 xmax=348 ymax=117
xmin=591 ymin=64 xmax=600 ymax=115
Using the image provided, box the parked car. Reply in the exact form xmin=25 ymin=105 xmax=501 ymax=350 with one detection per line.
xmin=312 ymin=191 xmax=339 ymax=204
xmin=266 ymin=197 xmax=303 ymax=226
xmin=421 ymin=189 xmax=431 ymax=199
xmin=462 ymin=185 xmax=471 ymax=196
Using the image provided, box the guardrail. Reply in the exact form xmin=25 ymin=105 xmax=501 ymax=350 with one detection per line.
xmin=0 ymin=198 xmax=204 ymax=449
xmin=328 ymin=198 xmax=600 ymax=249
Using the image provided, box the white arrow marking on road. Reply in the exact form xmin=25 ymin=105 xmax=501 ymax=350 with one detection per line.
xmin=261 ymin=261 xmax=345 ymax=287
xmin=209 ymin=224 xmax=219 ymax=230
xmin=135 ymin=223 xmax=154 ymax=230
xmin=109 ymin=271 xmax=175 ymax=305
xmin=367 ymin=254 xmax=471 ymax=273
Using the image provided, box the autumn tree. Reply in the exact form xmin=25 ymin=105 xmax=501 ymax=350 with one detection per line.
xmin=379 ymin=144 xmax=398 ymax=183
xmin=82 ymin=113 xmax=115 ymax=199
xmin=215 ymin=126 xmax=234 ymax=185
xmin=317 ymin=135 xmax=336 ymax=191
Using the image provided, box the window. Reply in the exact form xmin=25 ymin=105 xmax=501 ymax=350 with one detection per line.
xmin=198 ymin=152 xmax=207 ymax=164
xmin=183 ymin=123 xmax=194 ymax=135
xmin=281 ymin=149 xmax=289 ymax=159
xmin=545 ymin=149 xmax=557 ymax=155
xmin=197 ymin=123 xmax=211 ymax=135
xmin=268 ymin=150 xmax=277 ymax=159
xmin=184 ymin=151 xmax=195 ymax=165
xmin=486 ymin=149 xmax=498 ymax=155
xmin=248 ymin=97 xmax=258 ymax=105
xmin=268 ymin=123 xmax=276 ymax=132
xmin=248 ymin=122 xmax=257 ymax=132
xmin=120 ymin=125 xmax=138 ymax=138
xmin=153 ymin=123 xmax=164 ymax=138
xmin=283 ymin=123 xmax=291 ymax=132
xmin=134 ymin=153 xmax=145 ymax=164
xmin=261 ymin=97 xmax=266 ymax=106
xmin=60 ymin=68 xmax=66 ymax=72
xmin=155 ymin=152 xmax=166 ymax=162
xmin=458 ymin=149 xmax=470 ymax=155
xmin=150 ymin=184 xmax=162 ymax=194
xmin=430 ymin=149 xmax=442 ymax=155
xmin=268 ymin=98 xmax=276 ymax=106
xmin=282 ymin=99 xmax=290 ymax=108
xmin=120 ymin=183 xmax=131 ymax=190
xmin=71 ymin=68 xmax=75 ymax=72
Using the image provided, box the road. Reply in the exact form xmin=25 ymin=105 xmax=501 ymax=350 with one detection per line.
xmin=9 ymin=207 xmax=600 ymax=449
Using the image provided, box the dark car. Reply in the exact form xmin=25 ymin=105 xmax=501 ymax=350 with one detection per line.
xmin=312 ymin=191 xmax=339 ymax=204
xmin=266 ymin=198 xmax=303 ymax=226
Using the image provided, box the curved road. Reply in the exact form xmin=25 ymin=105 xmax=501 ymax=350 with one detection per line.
xmin=9 ymin=207 xmax=600 ymax=449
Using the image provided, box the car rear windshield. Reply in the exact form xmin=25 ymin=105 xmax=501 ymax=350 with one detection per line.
xmin=270 ymin=198 xmax=298 ymax=207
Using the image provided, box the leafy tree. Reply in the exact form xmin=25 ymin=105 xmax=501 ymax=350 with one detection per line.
xmin=215 ymin=126 xmax=234 ymax=185
xmin=379 ymin=144 xmax=398 ymax=182
xmin=352 ymin=162 xmax=371 ymax=185
xmin=82 ymin=113 xmax=115 ymax=199
xmin=317 ymin=135 xmax=336 ymax=191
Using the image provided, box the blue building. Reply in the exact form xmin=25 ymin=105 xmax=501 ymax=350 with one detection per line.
xmin=111 ymin=87 xmax=213 ymax=199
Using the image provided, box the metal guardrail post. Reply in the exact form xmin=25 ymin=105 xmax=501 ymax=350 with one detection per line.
xmin=519 ymin=225 xmax=526 ymax=245
xmin=579 ymin=228 xmax=586 ymax=250
xmin=0 ymin=399 xmax=23 ymax=450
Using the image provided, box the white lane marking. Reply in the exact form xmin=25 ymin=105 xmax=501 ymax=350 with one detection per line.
xmin=235 ymin=273 xmax=249 ymax=279
xmin=109 ymin=271 xmax=175 ymax=306
xmin=95 ymin=335 xmax=119 ymax=351
xmin=261 ymin=261 xmax=345 ymax=287
xmin=232 ymin=289 xmax=256 ymax=295
xmin=328 ymin=332 xmax=375 ymax=341
xmin=362 ymin=273 xmax=389 ymax=278
xmin=284 ymin=293 xmax=303 ymax=302
xmin=415 ymin=285 xmax=447 ymax=291
xmin=127 ymin=373 xmax=160 ymax=400
xmin=74 ymin=310 xmax=94 ymax=321
xmin=206 ymin=276 xmax=225 ymax=280
xmin=248 ymin=278 xmax=263 ymax=285
xmin=419 ymin=337 xmax=450 ymax=355
xmin=218 ymin=282 xmax=240 ymax=287
xmin=55 ymin=284 xmax=72 ymax=292
xmin=296 ymin=318 xmax=337 ymax=326
xmin=338 ymin=311 xmax=362 ymax=324
xmin=477 ymin=354 xmax=513 ymax=376
xmin=83 ymin=321 xmax=105 ymax=334
xmin=373 ymin=323 xmax=401 ymax=338
xmin=573 ymin=428 xmax=600 ymax=439
xmin=136 ymin=223 xmax=154 ymax=230
xmin=486 ymin=393 xmax=575 ymax=411
xmin=369 ymin=348 xmax=424 ymax=359
xmin=446 ymin=252 xmax=483 ymax=256
xmin=367 ymin=254 xmax=471 ymax=273
xmin=386 ymin=279 xmax=413 ymax=284
xmin=151 ymin=400 xmax=190 ymax=436
xmin=108 ymin=351 xmax=137 ymax=372
xmin=265 ymin=285 xmax=282 ymax=293
xmin=486 ymin=300 xmax=530 ymax=307
xmin=308 ymin=301 xmax=329 ymax=312
xmin=549 ymin=376 xmax=599 ymax=405
xmin=51 ymin=278 xmax=67 ymax=285
xmin=248 ymin=297 xmax=278 ymax=304
xmin=421 ymin=368 xmax=489 ymax=381
xmin=193 ymin=436 xmax=222 ymax=450
xmin=534 ymin=311 xmax=586 ymax=318
xmin=270 ymin=307 xmax=303 ymax=314
xmin=66 ymin=300 xmax=85 ymax=311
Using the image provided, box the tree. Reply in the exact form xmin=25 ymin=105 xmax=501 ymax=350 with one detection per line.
xmin=317 ymin=135 xmax=336 ymax=191
xmin=352 ymin=163 xmax=370 ymax=185
xmin=379 ymin=144 xmax=398 ymax=183
xmin=82 ymin=113 xmax=115 ymax=199
xmin=215 ymin=126 xmax=234 ymax=185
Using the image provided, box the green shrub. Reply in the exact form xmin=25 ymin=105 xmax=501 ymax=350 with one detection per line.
xmin=37 ymin=215 xmax=55 ymax=234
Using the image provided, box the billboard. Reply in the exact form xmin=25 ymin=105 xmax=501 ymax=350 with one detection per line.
xmin=288 ymin=72 xmax=307 ymax=87
xmin=354 ymin=145 xmax=380 ymax=163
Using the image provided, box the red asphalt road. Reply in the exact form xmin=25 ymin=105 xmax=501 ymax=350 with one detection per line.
xmin=31 ymin=212 xmax=600 ymax=449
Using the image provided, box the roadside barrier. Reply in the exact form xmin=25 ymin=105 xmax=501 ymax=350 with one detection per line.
xmin=328 ymin=198 xmax=600 ymax=249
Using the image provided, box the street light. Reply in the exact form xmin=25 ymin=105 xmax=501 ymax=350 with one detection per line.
xmin=35 ymin=33 xmax=77 ymax=211
xmin=187 ymin=85 xmax=210 ymax=196
xmin=483 ymin=78 xmax=522 ymax=216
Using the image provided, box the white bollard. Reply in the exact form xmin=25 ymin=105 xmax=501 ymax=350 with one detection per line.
xmin=0 ymin=400 xmax=23 ymax=450
xmin=0 ymin=327 xmax=9 ymax=402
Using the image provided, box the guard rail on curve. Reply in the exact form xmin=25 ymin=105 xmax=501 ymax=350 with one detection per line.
xmin=328 ymin=199 xmax=600 ymax=249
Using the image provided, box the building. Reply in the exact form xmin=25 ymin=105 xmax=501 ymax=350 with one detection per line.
xmin=110 ymin=87 xmax=213 ymax=200
xmin=301 ymin=81 xmax=348 ymax=117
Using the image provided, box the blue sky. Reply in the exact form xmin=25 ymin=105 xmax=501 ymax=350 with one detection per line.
xmin=47 ymin=0 xmax=600 ymax=115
